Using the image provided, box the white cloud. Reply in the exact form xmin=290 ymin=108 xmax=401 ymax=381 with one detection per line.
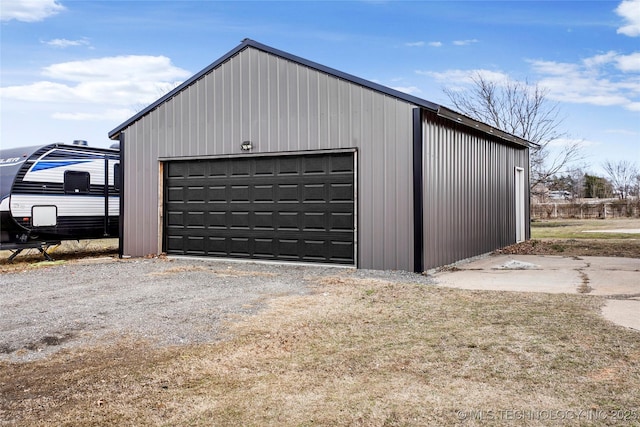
xmin=616 ymin=52 xmax=640 ymax=71
xmin=428 ymin=41 xmax=443 ymax=47
xmin=419 ymin=68 xmax=511 ymax=86
xmin=453 ymin=39 xmax=479 ymax=46
xmin=528 ymin=52 xmax=640 ymax=111
xmin=0 ymin=55 xmax=191 ymax=120
xmin=391 ymin=86 xmax=421 ymax=95
xmin=418 ymin=54 xmax=640 ymax=113
xmin=43 ymin=38 xmax=91 ymax=48
xmin=405 ymin=41 xmax=425 ymax=47
xmin=42 ymin=55 xmax=191 ymax=83
xmin=0 ymin=0 xmax=64 ymax=22
xmin=582 ymin=51 xmax=640 ymax=72
xmin=616 ymin=0 xmax=640 ymax=37
xmin=583 ymin=51 xmax=618 ymax=69
xmin=52 ymin=109 xmax=134 ymax=121
xmin=626 ymin=101 xmax=640 ymax=111
xmin=530 ymin=60 xmax=577 ymax=75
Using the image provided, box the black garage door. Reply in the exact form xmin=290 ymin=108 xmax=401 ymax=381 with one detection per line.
xmin=163 ymin=152 xmax=355 ymax=264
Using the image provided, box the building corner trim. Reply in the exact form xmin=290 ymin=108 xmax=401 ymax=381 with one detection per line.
xmin=118 ymin=133 xmax=125 ymax=259
xmin=413 ymin=108 xmax=424 ymax=273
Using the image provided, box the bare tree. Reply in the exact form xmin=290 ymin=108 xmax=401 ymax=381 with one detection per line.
xmin=633 ymin=173 xmax=640 ymax=199
xmin=602 ymin=159 xmax=639 ymax=199
xmin=444 ymin=72 xmax=582 ymax=193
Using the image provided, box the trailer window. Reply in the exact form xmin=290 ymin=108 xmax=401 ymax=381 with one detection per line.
xmin=114 ymin=164 xmax=121 ymax=190
xmin=64 ymin=171 xmax=90 ymax=194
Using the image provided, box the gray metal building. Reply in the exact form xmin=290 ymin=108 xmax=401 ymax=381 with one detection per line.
xmin=109 ymin=39 xmax=531 ymax=272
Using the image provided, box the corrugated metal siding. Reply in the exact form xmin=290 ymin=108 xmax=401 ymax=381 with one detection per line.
xmin=422 ymin=112 xmax=529 ymax=270
xmin=121 ymin=46 xmax=415 ymax=270
xmin=121 ymin=114 xmax=160 ymax=257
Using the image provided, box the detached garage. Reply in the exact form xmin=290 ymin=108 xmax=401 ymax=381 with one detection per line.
xmin=109 ymin=39 xmax=531 ymax=272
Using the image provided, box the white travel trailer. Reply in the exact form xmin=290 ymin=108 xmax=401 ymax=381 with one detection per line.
xmin=0 ymin=142 xmax=119 ymax=259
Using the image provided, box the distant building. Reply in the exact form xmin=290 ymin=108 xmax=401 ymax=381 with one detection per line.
xmin=549 ymin=190 xmax=572 ymax=200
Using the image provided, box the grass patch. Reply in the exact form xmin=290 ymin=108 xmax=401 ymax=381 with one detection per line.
xmin=531 ymin=219 xmax=640 ymax=240
xmin=2 ymin=278 xmax=639 ymax=426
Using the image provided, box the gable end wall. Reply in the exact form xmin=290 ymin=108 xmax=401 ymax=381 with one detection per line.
xmin=121 ymin=47 xmax=415 ymax=270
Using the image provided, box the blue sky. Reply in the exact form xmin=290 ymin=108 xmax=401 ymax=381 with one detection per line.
xmin=1 ymin=0 xmax=638 ymax=176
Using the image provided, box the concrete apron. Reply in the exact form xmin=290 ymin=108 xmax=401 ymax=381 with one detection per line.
xmin=430 ymin=255 xmax=640 ymax=332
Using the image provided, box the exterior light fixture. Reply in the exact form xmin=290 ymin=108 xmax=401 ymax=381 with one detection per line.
xmin=241 ymin=141 xmax=253 ymax=151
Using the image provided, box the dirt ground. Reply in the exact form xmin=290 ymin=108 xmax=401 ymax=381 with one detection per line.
xmin=1 ymin=225 xmax=639 ymax=426
xmin=0 ymin=239 xmax=118 ymax=273
xmin=2 ymin=265 xmax=639 ymax=426
xmin=495 ymin=238 xmax=640 ymax=258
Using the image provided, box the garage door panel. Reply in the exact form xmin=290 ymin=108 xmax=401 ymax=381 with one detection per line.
xmin=254 ymin=158 xmax=276 ymax=176
xmin=230 ymin=238 xmax=250 ymax=255
xmin=277 ymin=239 xmax=300 ymax=258
xmin=208 ymin=186 xmax=226 ymax=202
xmin=186 ymin=236 xmax=205 ymax=254
xmin=330 ymin=153 xmax=354 ymax=173
xmin=277 ymin=184 xmax=299 ymax=201
xmin=230 ymin=211 xmax=250 ymax=229
xmin=208 ymin=161 xmax=228 ymax=177
xmin=207 ymin=236 xmax=226 ymax=255
xmin=302 ymin=212 xmax=326 ymax=230
xmin=166 ymin=211 xmax=184 ymax=227
xmin=303 ymin=183 xmax=326 ymax=202
xmin=186 ymin=211 xmax=205 ymax=228
xmin=207 ymin=211 xmax=227 ymax=228
xmin=330 ymin=241 xmax=355 ymax=262
xmin=230 ymin=185 xmax=250 ymax=202
xmin=164 ymin=152 xmax=355 ymax=265
xmin=167 ymin=186 xmax=184 ymax=202
xmin=254 ymin=238 xmax=275 ymax=257
xmin=330 ymin=212 xmax=354 ymax=231
xmin=304 ymin=239 xmax=328 ymax=258
xmin=187 ymin=163 xmax=206 ymax=178
xmin=330 ymin=183 xmax=354 ymax=201
xmin=303 ymin=156 xmax=327 ymax=174
xmin=254 ymin=184 xmax=274 ymax=201
xmin=254 ymin=211 xmax=275 ymax=230
xmin=166 ymin=235 xmax=185 ymax=251
xmin=186 ymin=186 xmax=205 ymax=202
xmin=168 ymin=163 xmax=188 ymax=178
xmin=277 ymin=211 xmax=300 ymax=230
xmin=278 ymin=157 xmax=299 ymax=175
xmin=232 ymin=161 xmax=251 ymax=177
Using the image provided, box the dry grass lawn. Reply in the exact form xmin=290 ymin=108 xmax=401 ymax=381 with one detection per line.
xmin=531 ymin=218 xmax=640 ymax=240
xmin=496 ymin=218 xmax=640 ymax=258
xmin=2 ymin=276 xmax=639 ymax=426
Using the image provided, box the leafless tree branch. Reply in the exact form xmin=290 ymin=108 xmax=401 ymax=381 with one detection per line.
xmin=443 ymin=72 xmax=582 ymax=192
xmin=602 ymin=159 xmax=639 ymax=199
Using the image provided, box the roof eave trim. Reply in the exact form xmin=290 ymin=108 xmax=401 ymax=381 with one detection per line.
xmin=436 ymin=106 xmax=536 ymax=148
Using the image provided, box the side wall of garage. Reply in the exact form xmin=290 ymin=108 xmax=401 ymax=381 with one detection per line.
xmin=120 ymin=46 xmax=416 ymax=270
xmin=421 ymin=112 xmax=530 ymax=269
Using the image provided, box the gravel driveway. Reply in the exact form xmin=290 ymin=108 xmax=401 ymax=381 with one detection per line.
xmin=1 ymin=256 xmax=432 ymax=363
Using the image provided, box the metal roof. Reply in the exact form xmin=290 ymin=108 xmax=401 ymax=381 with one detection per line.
xmin=108 ymin=39 xmax=532 ymax=148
